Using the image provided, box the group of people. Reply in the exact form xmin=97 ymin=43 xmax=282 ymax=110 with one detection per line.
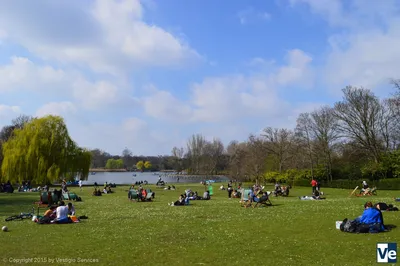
xmin=92 ymin=186 xmax=113 ymax=196
xmin=36 ymin=201 xmax=77 ymax=224
xmin=0 ymin=181 xmax=14 ymax=193
xmin=341 ymin=201 xmax=393 ymax=233
xmin=273 ymin=182 xmax=290 ymax=197
xmin=168 ymin=189 xmax=211 ymax=206
xmin=128 ymin=185 xmax=155 ymax=201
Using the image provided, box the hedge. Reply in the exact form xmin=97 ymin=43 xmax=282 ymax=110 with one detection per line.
xmin=293 ymin=178 xmax=400 ymax=190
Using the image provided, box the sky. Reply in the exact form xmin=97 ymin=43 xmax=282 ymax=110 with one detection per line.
xmin=1 ymin=0 xmax=400 ymax=156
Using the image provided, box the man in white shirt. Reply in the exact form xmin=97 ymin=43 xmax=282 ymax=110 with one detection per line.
xmin=78 ymin=180 xmax=82 ymax=191
xmin=55 ymin=201 xmax=69 ymax=223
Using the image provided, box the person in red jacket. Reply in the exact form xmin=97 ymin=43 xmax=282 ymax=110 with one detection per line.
xmin=311 ymin=179 xmax=317 ymax=195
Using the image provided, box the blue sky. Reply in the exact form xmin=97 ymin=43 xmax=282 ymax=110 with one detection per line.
xmin=1 ymin=0 xmax=400 ymax=156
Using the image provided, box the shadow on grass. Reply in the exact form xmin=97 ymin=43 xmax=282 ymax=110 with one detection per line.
xmin=0 ymin=193 xmax=39 ymax=216
xmin=386 ymin=224 xmax=397 ymax=230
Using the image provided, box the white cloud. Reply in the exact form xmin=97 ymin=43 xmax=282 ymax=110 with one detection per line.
xmin=0 ymin=105 xmax=21 ymax=128
xmin=0 ymin=57 xmax=137 ymax=111
xmin=142 ymin=49 xmax=314 ymax=127
xmin=289 ymin=0 xmax=351 ymax=27
xmin=275 ymin=49 xmax=313 ymax=87
xmin=0 ymin=57 xmax=67 ymax=93
xmin=238 ymin=7 xmax=271 ymax=25
xmin=36 ymin=102 xmax=77 ymax=118
xmin=325 ymin=21 xmax=400 ymax=91
xmin=0 ymin=0 xmax=201 ymax=76
xmin=142 ymin=89 xmax=193 ymax=122
xmin=72 ymin=79 xmax=120 ymax=110
xmin=290 ymin=0 xmax=400 ymax=94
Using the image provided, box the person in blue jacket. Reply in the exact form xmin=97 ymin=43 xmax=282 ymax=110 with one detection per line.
xmin=355 ymin=202 xmax=386 ymax=233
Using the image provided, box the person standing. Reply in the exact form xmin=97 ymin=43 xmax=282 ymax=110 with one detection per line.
xmin=311 ymin=178 xmax=317 ymax=195
xmin=78 ymin=179 xmax=83 ymax=191
xmin=227 ymin=181 xmax=233 ymax=199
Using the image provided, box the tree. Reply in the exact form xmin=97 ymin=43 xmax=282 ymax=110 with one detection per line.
xmin=244 ymin=135 xmax=267 ymax=185
xmin=144 ymin=161 xmax=152 ymax=170
xmin=171 ymin=146 xmax=185 ymax=171
xmin=136 ymin=161 xmax=144 ymax=170
xmin=105 ymin=158 xmax=124 ymax=169
xmin=310 ymin=106 xmax=340 ymax=181
xmin=226 ymin=141 xmax=247 ymax=181
xmin=334 ymin=86 xmax=384 ymax=163
xmin=121 ymin=148 xmax=133 ymax=168
xmin=295 ymin=113 xmax=315 ymax=177
xmin=0 ymin=114 xmax=33 ymax=180
xmin=90 ymin=149 xmax=110 ymax=168
xmin=186 ymin=134 xmax=207 ymax=174
xmin=262 ymin=127 xmax=294 ymax=173
xmin=1 ymin=115 xmax=91 ymax=183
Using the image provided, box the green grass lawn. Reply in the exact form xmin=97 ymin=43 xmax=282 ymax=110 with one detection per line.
xmin=0 ymin=184 xmax=399 ymax=266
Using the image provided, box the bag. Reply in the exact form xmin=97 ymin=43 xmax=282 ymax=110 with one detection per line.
xmin=69 ymin=215 xmax=79 ymax=223
xmin=38 ymin=216 xmax=51 ymax=224
xmin=340 ymin=218 xmax=359 ymax=233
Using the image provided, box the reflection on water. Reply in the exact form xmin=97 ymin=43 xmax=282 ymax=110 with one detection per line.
xmin=83 ymin=172 xmax=229 ymax=185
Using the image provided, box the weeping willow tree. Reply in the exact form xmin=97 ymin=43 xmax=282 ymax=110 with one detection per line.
xmin=1 ymin=115 xmax=91 ymax=184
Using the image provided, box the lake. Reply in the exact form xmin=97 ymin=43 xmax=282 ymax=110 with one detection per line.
xmin=82 ymin=172 xmax=229 ymax=185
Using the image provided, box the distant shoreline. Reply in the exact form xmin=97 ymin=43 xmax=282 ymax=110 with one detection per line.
xmin=89 ymin=169 xmax=128 ymax=172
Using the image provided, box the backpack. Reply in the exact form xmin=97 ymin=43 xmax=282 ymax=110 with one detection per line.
xmin=340 ymin=218 xmax=358 ymax=233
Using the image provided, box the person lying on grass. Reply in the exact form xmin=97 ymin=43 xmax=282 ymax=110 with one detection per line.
xmin=341 ymin=202 xmax=387 ymax=233
xmin=169 ymin=194 xmax=187 ymax=206
xmin=299 ymin=190 xmax=325 ymax=200
xmin=187 ymin=191 xmax=200 ymax=200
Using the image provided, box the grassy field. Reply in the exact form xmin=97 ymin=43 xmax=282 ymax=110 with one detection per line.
xmin=0 ymin=184 xmax=399 ymax=266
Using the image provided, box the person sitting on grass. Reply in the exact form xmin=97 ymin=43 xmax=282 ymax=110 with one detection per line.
xmin=107 ymin=186 xmax=112 ymax=193
xmin=274 ymin=182 xmax=282 ymax=195
xmin=92 ymin=188 xmax=102 ymax=196
xmin=54 ymin=201 xmax=69 ymax=224
xmin=141 ymin=188 xmax=148 ymax=200
xmin=103 ymin=187 xmax=108 ymax=194
xmin=202 ymin=190 xmax=210 ymax=200
xmin=67 ymin=202 xmax=75 ymax=216
xmin=231 ymin=189 xmax=238 ymax=198
xmin=38 ymin=205 xmax=57 ymax=224
xmin=169 ymin=194 xmax=186 ymax=206
xmin=342 ymin=202 xmax=387 ymax=233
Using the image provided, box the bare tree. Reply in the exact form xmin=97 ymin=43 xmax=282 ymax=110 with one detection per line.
xmin=334 ymin=86 xmax=384 ymax=163
xmin=171 ymin=146 xmax=185 ymax=172
xmin=262 ymin=127 xmax=294 ymax=173
xmin=244 ymin=135 xmax=267 ymax=185
xmin=310 ymin=106 xmax=340 ymax=181
xmin=186 ymin=134 xmax=207 ymax=174
xmin=226 ymin=140 xmax=247 ymax=181
xmin=295 ymin=113 xmax=315 ymax=177
xmin=205 ymin=138 xmax=224 ymax=174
